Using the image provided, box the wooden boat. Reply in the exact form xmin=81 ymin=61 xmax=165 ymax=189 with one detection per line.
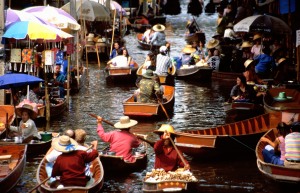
xmin=99 ymin=146 xmax=147 ymax=174
xmin=123 ymin=85 xmax=175 ymax=119
xmin=175 ymin=112 xmax=288 ymax=158
xmin=211 ymin=71 xmax=241 ymax=81
xmin=263 ymin=88 xmax=300 ymax=113
xmin=104 ymin=63 xmax=139 ymax=83
xmin=36 ymin=156 xmax=104 ymax=193
xmin=0 ymin=143 xmax=27 ymax=192
xmin=176 ymin=66 xmax=213 ymax=81
xmin=224 ymin=102 xmax=265 ymax=122
xmin=184 ymin=31 xmax=206 ymax=44
xmin=256 ymin=128 xmax=300 ymax=183
xmin=136 ymin=33 xmax=161 ymax=51
xmin=143 ymin=180 xmax=198 ymax=192
xmin=0 ymin=105 xmax=15 ymax=139
xmin=37 ymin=98 xmax=67 ymax=119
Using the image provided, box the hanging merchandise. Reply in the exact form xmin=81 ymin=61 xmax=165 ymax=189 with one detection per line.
xmin=24 ymin=63 xmax=27 ymax=73
xmin=8 ymin=62 xmax=12 ymax=70
xmin=42 ymin=50 xmax=55 ymax=65
xmin=19 ymin=63 xmax=23 ymax=72
xmin=22 ymin=49 xmax=33 ymax=64
xmin=10 ymin=48 xmax=22 ymax=63
xmin=14 ymin=62 xmax=17 ymax=71
xmin=55 ymin=50 xmax=64 ymax=65
xmin=66 ymin=43 xmax=74 ymax=54
xmin=30 ymin=64 xmax=33 ymax=72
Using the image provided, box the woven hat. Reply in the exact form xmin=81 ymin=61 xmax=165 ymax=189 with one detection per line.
xmin=253 ymin=34 xmax=261 ymax=41
xmin=16 ymin=104 xmax=38 ymax=119
xmin=114 ymin=116 xmax=138 ymax=129
xmin=52 ymin=135 xmax=78 ymax=153
xmin=206 ymin=39 xmax=220 ymax=49
xmin=142 ymin=69 xmax=155 ymax=79
xmin=154 ymin=124 xmax=175 ymax=135
xmin=244 ymin=59 xmax=254 ymax=69
xmin=152 ymin=24 xmax=165 ymax=32
xmin=182 ymin=45 xmax=196 ymax=54
xmin=241 ymin=41 xmax=253 ymax=48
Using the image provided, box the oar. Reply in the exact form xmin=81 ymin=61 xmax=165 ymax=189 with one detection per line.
xmin=28 ymin=176 xmax=51 ymax=193
xmin=167 ymin=132 xmax=188 ymax=169
xmin=88 ymin=113 xmax=114 ymax=126
xmin=135 ymin=134 xmax=155 ymax=147
xmin=156 ymin=94 xmax=170 ymax=121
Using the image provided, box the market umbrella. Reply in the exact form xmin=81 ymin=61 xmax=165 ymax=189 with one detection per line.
xmin=5 ymin=8 xmax=43 ymax=28
xmin=233 ymin=14 xmax=291 ymax=34
xmin=2 ymin=21 xmax=73 ymax=40
xmin=23 ymin=5 xmax=80 ymax=30
xmin=92 ymin=0 xmax=126 ymax=16
xmin=61 ymin=0 xmax=110 ymax=21
xmin=0 ymin=73 xmax=44 ymax=89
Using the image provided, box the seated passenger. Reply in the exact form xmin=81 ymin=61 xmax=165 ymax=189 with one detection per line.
xmin=284 ymin=122 xmax=300 ymax=169
xmin=230 ymin=75 xmax=256 ymax=102
xmin=180 ymin=45 xmax=196 ymax=66
xmin=137 ymin=69 xmax=161 ymax=103
xmin=107 ymin=48 xmax=132 ymax=68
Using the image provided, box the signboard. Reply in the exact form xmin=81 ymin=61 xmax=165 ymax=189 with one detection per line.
xmin=297 ymin=30 xmax=300 ymax=47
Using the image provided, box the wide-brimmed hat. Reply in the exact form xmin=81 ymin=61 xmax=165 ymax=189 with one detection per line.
xmin=212 ymin=32 xmax=222 ymax=39
xmin=182 ymin=45 xmax=196 ymax=54
xmin=253 ymin=34 xmax=261 ymax=41
xmin=226 ymin=22 xmax=234 ymax=28
xmin=114 ymin=116 xmax=138 ymax=129
xmin=159 ymin=45 xmax=167 ymax=53
xmin=52 ymin=135 xmax=78 ymax=153
xmin=16 ymin=104 xmax=38 ymax=119
xmin=206 ymin=39 xmax=220 ymax=49
xmin=142 ymin=69 xmax=155 ymax=79
xmin=152 ymin=24 xmax=165 ymax=32
xmin=87 ymin=33 xmax=94 ymax=38
xmin=244 ymin=59 xmax=254 ymax=69
xmin=154 ymin=124 xmax=176 ymax=135
xmin=273 ymin=92 xmax=293 ymax=102
xmin=241 ymin=41 xmax=253 ymax=48
xmin=277 ymin=58 xmax=286 ymax=65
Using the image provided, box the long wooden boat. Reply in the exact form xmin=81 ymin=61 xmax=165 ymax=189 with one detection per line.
xmin=137 ymin=33 xmax=161 ymax=51
xmin=211 ymin=71 xmax=242 ymax=81
xmin=37 ymin=98 xmax=67 ymax=119
xmin=224 ymin=102 xmax=265 ymax=122
xmin=36 ymin=156 xmax=104 ymax=193
xmin=256 ymin=128 xmax=300 ymax=184
xmin=143 ymin=180 xmax=198 ymax=192
xmin=123 ymin=85 xmax=175 ymax=119
xmin=184 ymin=31 xmax=206 ymax=44
xmin=0 ymin=105 xmax=16 ymax=139
xmin=176 ymin=66 xmax=213 ymax=81
xmin=104 ymin=64 xmax=139 ymax=83
xmin=99 ymin=146 xmax=147 ymax=174
xmin=0 ymin=143 xmax=27 ymax=192
xmin=263 ymin=88 xmax=300 ymax=113
xmin=175 ymin=112 xmax=291 ymax=158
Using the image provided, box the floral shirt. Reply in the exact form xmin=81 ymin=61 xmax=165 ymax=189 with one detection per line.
xmin=138 ymin=78 xmax=160 ymax=103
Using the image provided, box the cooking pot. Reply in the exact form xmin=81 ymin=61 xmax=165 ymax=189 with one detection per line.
xmin=40 ymin=132 xmax=52 ymax=142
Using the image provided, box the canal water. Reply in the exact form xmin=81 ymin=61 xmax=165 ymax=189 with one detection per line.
xmin=13 ymin=0 xmax=299 ymax=193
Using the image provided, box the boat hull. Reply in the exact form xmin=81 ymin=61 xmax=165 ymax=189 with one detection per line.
xmin=176 ymin=66 xmax=213 ymax=81
xmin=0 ymin=105 xmax=15 ymax=139
xmin=137 ymin=33 xmax=161 ymax=50
xmin=211 ymin=71 xmax=241 ymax=82
xmin=224 ymin=102 xmax=265 ymax=122
xmin=0 ymin=144 xmax=27 ymax=192
xmin=256 ymin=128 xmax=300 ymax=184
xmin=184 ymin=31 xmax=206 ymax=44
xmin=143 ymin=180 xmax=198 ymax=193
xmin=104 ymin=67 xmax=138 ymax=83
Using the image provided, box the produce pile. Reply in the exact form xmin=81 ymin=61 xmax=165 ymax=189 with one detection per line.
xmin=145 ymin=168 xmax=198 ymax=182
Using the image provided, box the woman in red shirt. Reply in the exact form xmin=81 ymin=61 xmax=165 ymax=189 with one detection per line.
xmin=153 ymin=124 xmax=190 ymax=172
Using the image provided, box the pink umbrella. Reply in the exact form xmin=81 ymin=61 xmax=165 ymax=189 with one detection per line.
xmin=5 ymin=8 xmax=44 ymax=28
xmin=110 ymin=1 xmax=127 ymax=16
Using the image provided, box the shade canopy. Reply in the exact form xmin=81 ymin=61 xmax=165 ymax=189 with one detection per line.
xmin=0 ymin=73 xmax=44 ymax=89
xmin=5 ymin=8 xmax=43 ymax=28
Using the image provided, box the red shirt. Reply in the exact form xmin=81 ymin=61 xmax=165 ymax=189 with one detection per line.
xmin=51 ymin=149 xmax=98 ymax=187
xmin=97 ymin=124 xmax=140 ymax=163
xmin=154 ymin=139 xmax=187 ymax=172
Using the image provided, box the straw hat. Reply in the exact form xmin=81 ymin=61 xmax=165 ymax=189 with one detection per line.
xmin=16 ymin=104 xmax=38 ymax=119
xmin=244 ymin=59 xmax=254 ymax=69
xmin=253 ymin=34 xmax=261 ymax=41
xmin=277 ymin=58 xmax=286 ymax=65
xmin=87 ymin=33 xmax=94 ymax=38
xmin=152 ymin=24 xmax=165 ymax=32
xmin=159 ymin=45 xmax=167 ymax=53
xmin=241 ymin=41 xmax=253 ymax=48
xmin=206 ymin=39 xmax=220 ymax=49
xmin=114 ymin=116 xmax=138 ymax=129
xmin=52 ymin=135 xmax=78 ymax=153
xmin=142 ymin=69 xmax=155 ymax=79
xmin=182 ymin=45 xmax=196 ymax=54
xmin=154 ymin=124 xmax=175 ymax=135
xmin=212 ymin=32 xmax=222 ymax=39
xmin=273 ymin=92 xmax=292 ymax=102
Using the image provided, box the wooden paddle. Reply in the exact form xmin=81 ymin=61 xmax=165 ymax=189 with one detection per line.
xmin=167 ymin=131 xmax=188 ymax=169
xmin=28 ymin=176 xmax=51 ymax=193
xmin=88 ymin=113 xmax=115 ymax=126
xmin=156 ymin=94 xmax=170 ymax=121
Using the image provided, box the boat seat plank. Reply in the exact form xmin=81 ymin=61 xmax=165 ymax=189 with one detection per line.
xmin=0 ymin=155 xmax=12 ymax=161
xmin=0 ymin=165 xmax=10 ymax=177
xmin=8 ymin=160 xmax=18 ymax=170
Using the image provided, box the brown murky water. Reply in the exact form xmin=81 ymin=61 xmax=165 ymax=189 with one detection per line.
xmin=11 ymin=1 xmax=299 ymax=193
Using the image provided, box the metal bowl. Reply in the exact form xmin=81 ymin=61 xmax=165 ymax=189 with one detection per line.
xmin=0 ymin=138 xmax=14 ymax=142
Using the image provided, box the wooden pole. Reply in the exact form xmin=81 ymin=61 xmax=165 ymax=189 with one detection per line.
xmin=168 ymin=135 xmax=188 ymax=168
xmin=67 ymin=56 xmax=70 ymax=108
xmin=28 ymin=176 xmax=51 ymax=193
xmin=297 ymin=46 xmax=300 ymax=82
xmin=45 ymin=67 xmax=50 ymax=125
xmin=110 ymin=9 xmax=117 ymax=56
xmin=76 ymin=32 xmax=80 ymax=86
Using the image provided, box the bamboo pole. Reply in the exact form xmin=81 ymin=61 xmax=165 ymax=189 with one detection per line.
xmin=297 ymin=46 xmax=300 ymax=82
xmin=110 ymin=9 xmax=117 ymax=57
xmin=76 ymin=32 xmax=80 ymax=85
xmin=67 ymin=56 xmax=70 ymax=108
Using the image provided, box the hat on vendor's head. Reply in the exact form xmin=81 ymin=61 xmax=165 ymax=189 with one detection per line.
xmin=16 ymin=104 xmax=38 ymax=119
xmin=154 ymin=124 xmax=176 ymax=135
xmin=142 ymin=69 xmax=155 ymax=79
xmin=244 ymin=59 xmax=255 ymax=69
xmin=182 ymin=45 xmax=196 ymax=54
xmin=253 ymin=34 xmax=261 ymax=41
xmin=152 ymin=24 xmax=165 ymax=32
xmin=277 ymin=58 xmax=286 ymax=66
xmin=206 ymin=38 xmax=220 ymax=49
xmin=52 ymin=135 xmax=78 ymax=153
xmin=114 ymin=116 xmax=138 ymax=129
xmin=241 ymin=41 xmax=253 ymax=48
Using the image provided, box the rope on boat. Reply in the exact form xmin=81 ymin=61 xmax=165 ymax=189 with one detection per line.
xmin=227 ymin=135 xmax=255 ymax=152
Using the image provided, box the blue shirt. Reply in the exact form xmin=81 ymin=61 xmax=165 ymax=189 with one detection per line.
xmin=254 ymin=54 xmax=276 ymax=74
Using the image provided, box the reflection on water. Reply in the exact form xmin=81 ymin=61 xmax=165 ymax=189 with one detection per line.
xmin=13 ymin=0 xmax=299 ymax=193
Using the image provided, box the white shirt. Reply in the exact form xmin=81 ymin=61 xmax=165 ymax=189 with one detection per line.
xmin=224 ymin=28 xmax=236 ymax=38
xmin=10 ymin=119 xmax=41 ymax=139
xmin=111 ymin=55 xmax=129 ymax=67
